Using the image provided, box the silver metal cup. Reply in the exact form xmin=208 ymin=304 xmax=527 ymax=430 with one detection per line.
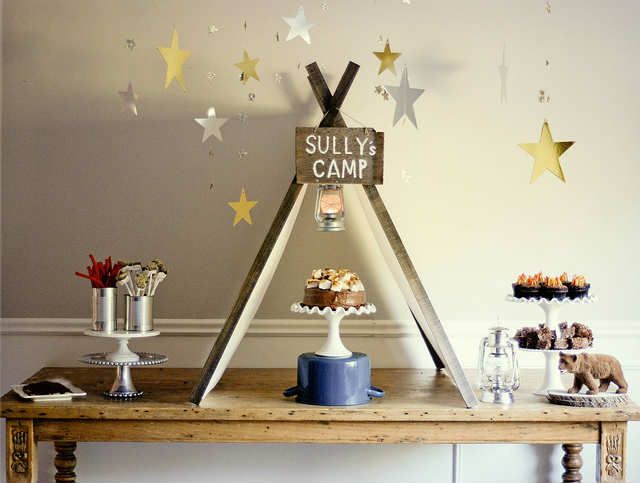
xmin=124 ymin=295 xmax=154 ymax=332
xmin=91 ymin=288 xmax=117 ymax=332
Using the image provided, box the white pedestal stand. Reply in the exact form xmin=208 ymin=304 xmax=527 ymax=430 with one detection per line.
xmin=290 ymin=303 xmax=376 ymax=358
xmin=506 ymin=295 xmax=596 ymax=396
xmin=81 ymin=330 xmax=167 ymax=398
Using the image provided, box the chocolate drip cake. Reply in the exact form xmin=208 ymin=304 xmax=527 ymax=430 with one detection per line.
xmin=302 ymin=268 xmax=366 ymax=309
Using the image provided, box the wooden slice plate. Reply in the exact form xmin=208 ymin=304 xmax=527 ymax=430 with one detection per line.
xmin=547 ymin=390 xmax=629 ymax=408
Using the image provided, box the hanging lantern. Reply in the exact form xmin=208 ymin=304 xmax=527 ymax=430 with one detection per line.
xmin=314 ymin=184 xmax=345 ymax=232
xmin=478 ymin=327 xmax=520 ymax=404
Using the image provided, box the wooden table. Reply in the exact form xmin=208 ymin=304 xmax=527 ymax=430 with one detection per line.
xmin=2 ymin=367 xmax=638 ymax=483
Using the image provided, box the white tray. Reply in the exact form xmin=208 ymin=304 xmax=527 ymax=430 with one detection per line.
xmin=290 ymin=303 xmax=376 ymax=316
xmin=11 ymin=378 xmax=87 ymax=402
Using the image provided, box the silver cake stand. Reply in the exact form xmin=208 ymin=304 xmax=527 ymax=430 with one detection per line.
xmin=80 ymin=330 xmax=167 ymax=399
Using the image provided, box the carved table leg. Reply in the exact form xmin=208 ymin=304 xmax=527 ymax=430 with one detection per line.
xmin=54 ymin=442 xmax=77 ymax=483
xmin=5 ymin=419 xmax=37 ymax=483
xmin=562 ymin=443 xmax=583 ymax=483
xmin=599 ymin=422 xmax=626 ymax=483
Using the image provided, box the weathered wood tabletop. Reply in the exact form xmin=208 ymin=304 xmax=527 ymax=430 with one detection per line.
xmin=2 ymin=367 xmax=638 ymax=483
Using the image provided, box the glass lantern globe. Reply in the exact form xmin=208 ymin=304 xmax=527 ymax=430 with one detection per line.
xmin=314 ymin=184 xmax=345 ymax=232
xmin=478 ymin=327 xmax=520 ymax=404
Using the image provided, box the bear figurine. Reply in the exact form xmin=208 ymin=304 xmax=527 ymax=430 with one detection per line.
xmin=558 ymin=352 xmax=628 ymax=395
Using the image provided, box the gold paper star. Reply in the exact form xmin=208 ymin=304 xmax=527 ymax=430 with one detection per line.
xmin=234 ymin=50 xmax=260 ymax=84
xmin=519 ymin=120 xmax=574 ymax=183
xmin=373 ymin=41 xmax=401 ymax=75
xmin=157 ymin=28 xmax=191 ymax=91
xmin=228 ymin=188 xmax=258 ymax=226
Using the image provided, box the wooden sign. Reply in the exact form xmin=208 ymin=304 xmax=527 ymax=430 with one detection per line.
xmin=295 ymin=127 xmax=384 ymax=184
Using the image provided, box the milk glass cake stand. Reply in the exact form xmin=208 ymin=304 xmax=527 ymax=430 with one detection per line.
xmin=506 ymin=295 xmax=597 ymax=396
xmin=80 ymin=330 xmax=167 ymax=398
xmin=290 ymin=303 xmax=376 ymax=357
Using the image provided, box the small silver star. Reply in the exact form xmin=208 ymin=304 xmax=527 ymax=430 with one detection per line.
xmin=125 ymin=39 xmax=136 ymax=51
xmin=321 ymin=2 xmax=328 ymax=10
xmin=118 ymin=81 xmax=139 ymax=116
xmin=545 ymin=1 xmax=551 ymax=13
xmin=401 ymin=169 xmax=412 ymax=183
xmin=238 ymin=112 xmax=249 ymax=124
xmin=195 ymin=107 xmax=229 ymax=142
xmin=402 ymin=0 xmax=411 ymax=4
xmin=274 ymin=72 xmax=283 ymax=83
xmin=248 ymin=93 xmax=256 ymax=102
xmin=238 ymin=148 xmax=248 ymax=158
xmin=207 ymin=72 xmax=217 ymax=80
xmin=208 ymin=25 xmax=220 ymax=34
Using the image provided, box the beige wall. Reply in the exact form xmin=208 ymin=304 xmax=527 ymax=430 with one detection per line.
xmin=3 ymin=0 xmax=640 ymax=321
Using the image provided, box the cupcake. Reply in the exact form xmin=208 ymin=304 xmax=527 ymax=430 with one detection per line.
xmin=512 ymin=273 xmax=540 ymax=299
xmin=568 ymin=275 xmax=590 ymax=299
xmin=559 ymin=272 xmax=571 ymax=288
xmin=540 ymin=276 xmax=568 ymax=300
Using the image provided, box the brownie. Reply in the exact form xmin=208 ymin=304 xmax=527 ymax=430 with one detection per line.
xmin=514 ymin=327 xmax=535 ymax=348
xmin=558 ymin=322 xmax=575 ymax=339
xmin=573 ymin=322 xmax=593 ymax=339
xmin=536 ymin=325 xmax=555 ymax=350
xmin=22 ymin=380 xmax=70 ymax=396
xmin=570 ymin=337 xmax=591 ymax=349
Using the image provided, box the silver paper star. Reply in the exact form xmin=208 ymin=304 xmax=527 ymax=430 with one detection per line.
xmin=118 ymin=81 xmax=139 ymax=116
xmin=282 ymin=6 xmax=313 ymax=44
xmin=207 ymin=72 xmax=217 ymax=80
xmin=125 ymin=39 xmax=136 ymax=51
xmin=498 ymin=45 xmax=508 ymax=103
xmin=238 ymin=148 xmax=248 ymax=158
xmin=401 ymin=169 xmax=412 ymax=183
xmin=194 ymin=107 xmax=229 ymax=142
xmin=385 ymin=67 xmax=424 ymax=128
xmin=274 ymin=72 xmax=283 ymax=83
xmin=208 ymin=25 xmax=219 ymax=34
xmin=248 ymin=93 xmax=256 ymax=102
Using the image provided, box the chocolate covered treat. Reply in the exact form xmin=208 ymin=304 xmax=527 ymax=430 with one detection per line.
xmin=512 ymin=273 xmax=540 ymax=299
xmin=570 ymin=337 xmax=591 ymax=349
xmin=22 ymin=380 xmax=70 ymax=396
xmin=568 ymin=275 xmax=590 ymax=299
xmin=302 ymin=268 xmax=366 ymax=309
xmin=540 ymin=276 xmax=569 ymax=300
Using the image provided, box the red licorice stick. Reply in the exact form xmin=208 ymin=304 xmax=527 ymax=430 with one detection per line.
xmin=74 ymin=271 xmax=104 ymax=288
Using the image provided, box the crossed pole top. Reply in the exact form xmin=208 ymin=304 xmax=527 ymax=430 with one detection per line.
xmin=306 ymin=61 xmax=360 ymax=129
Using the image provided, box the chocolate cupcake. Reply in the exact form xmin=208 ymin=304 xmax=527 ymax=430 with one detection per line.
xmin=540 ymin=276 xmax=568 ymax=300
xmin=568 ymin=275 xmax=590 ymax=299
xmin=512 ymin=273 xmax=540 ymax=299
xmin=560 ymin=272 xmax=571 ymax=288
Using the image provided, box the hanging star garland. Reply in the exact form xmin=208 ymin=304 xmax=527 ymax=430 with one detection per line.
xmin=373 ymin=40 xmax=401 ymax=75
xmin=157 ymin=28 xmax=191 ymax=91
xmin=385 ymin=67 xmax=424 ymax=128
xmin=234 ymin=50 xmax=260 ymax=84
xmin=282 ymin=6 xmax=313 ymax=44
xmin=519 ymin=120 xmax=575 ymax=183
xmin=118 ymin=81 xmax=139 ymax=116
xmin=194 ymin=107 xmax=229 ymax=143
xmin=228 ymin=188 xmax=258 ymax=226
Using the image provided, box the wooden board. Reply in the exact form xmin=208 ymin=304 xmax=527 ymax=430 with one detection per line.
xmin=3 ymin=368 xmax=639 ymax=423
xmin=599 ymin=421 xmax=627 ymax=482
xmin=295 ymin=127 xmax=384 ymax=184
xmin=356 ymin=185 xmax=479 ymax=408
xmin=190 ymin=180 xmax=307 ymax=404
xmin=5 ymin=419 xmax=36 ymax=483
xmin=33 ymin=420 xmax=599 ymax=444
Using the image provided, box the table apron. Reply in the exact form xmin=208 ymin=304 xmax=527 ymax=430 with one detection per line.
xmin=33 ymin=419 xmax=600 ymax=444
